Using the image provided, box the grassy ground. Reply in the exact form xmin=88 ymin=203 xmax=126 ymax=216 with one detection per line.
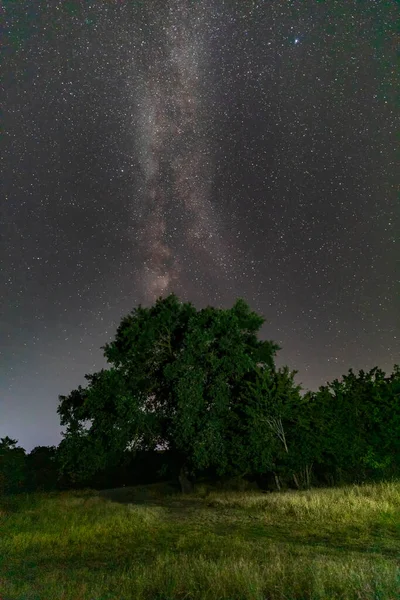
xmin=0 ymin=481 xmax=399 ymax=600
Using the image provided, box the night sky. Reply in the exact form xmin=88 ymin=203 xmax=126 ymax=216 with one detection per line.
xmin=2 ymin=1 xmax=399 ymax=451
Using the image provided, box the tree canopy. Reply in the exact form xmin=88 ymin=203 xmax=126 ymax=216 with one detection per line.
xmin=0 ymin=437 xmax=26 ymax=494
xmin=57 ymin=294 xmax=281 ymax=486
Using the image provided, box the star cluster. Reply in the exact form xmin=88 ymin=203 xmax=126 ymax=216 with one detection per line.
xmin=1 ymin=0 xmax=398 ymax=449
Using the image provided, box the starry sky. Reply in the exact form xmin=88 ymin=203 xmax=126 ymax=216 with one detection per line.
xmin=2 ymin=0 xmax=399 ymax=451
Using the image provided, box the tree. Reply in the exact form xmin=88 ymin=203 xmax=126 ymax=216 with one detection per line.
xmin=0 ymin=437 xmax=26 ymax=494
xmin=26 ymin=446 xmax=58 ymax=492
xmin=58 ymin=294 xmax=280 ymax=490
xmin=309 ymin=365 xmax=400 ymax=484
xmin=240 ymin=365 xmax=308 ymax=489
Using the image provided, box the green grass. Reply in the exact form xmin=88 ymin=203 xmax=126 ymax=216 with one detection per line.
xmin=1 ymin=481 xmax=399 ymax=599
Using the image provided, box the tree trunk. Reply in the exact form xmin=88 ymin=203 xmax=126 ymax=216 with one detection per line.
xmin=179 ymin=466 xmax=194 ymax=494
xmin=273 ymin=472 xmax=281 ymax=491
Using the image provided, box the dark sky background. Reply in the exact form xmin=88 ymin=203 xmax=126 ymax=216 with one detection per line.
xmin=2 ymin=0 xmax=399 ymax=451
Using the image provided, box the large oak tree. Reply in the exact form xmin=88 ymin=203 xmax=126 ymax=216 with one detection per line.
xmin=58 ymin=294 xmax=280 ymax=490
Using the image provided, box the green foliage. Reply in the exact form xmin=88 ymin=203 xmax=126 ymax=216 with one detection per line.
xmin=310 ymin=365 xmax=400 ymax=483
xmin=26 ymin=446 xmax=59 ymax=492
xmin=0 ymin=436 xmax=26 ymax=494
xmin=243 ymin=366 xmax=300 ymax=467
xmin=162 ymin=300 xmax=279 ymax=475
xmin=58 ymin=294 xmax=280 ymax=484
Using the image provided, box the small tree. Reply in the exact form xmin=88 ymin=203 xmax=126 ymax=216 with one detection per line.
xmin=26 ymin=446 xmax=58 ymax=492
xmin=242 ymin=365 xmax=306 ymax=489
xmin=0 ymin=437 xmax=26 ymax=494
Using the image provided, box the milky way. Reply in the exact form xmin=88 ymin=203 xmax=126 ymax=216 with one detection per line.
xmin=130 ymin=0 xmax=235 ymax=301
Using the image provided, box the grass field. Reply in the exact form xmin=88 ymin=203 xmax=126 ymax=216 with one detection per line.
xmin=1 ymin=481 xmax=399 ymax=600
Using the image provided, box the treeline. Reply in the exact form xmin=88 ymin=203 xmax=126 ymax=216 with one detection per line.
xmin=0 ymin=439 xmax=178 ymax=495
xmin=2 ymin=295 xmax=399 ymax=494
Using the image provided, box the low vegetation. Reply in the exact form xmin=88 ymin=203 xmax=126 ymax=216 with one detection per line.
xmin=1 ymin=480 xmax=399 ymax=599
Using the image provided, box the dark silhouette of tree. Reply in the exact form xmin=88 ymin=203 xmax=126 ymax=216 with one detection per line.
xmin=26 ymin=446 xmax=58 ymax=491
xmin=58 ymin=294 xmax=280 ymax=491
xmin=308 ymin=365 xmax=400 ymax=483
xmin=0 ymin=437 xmax=26 ymax=494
